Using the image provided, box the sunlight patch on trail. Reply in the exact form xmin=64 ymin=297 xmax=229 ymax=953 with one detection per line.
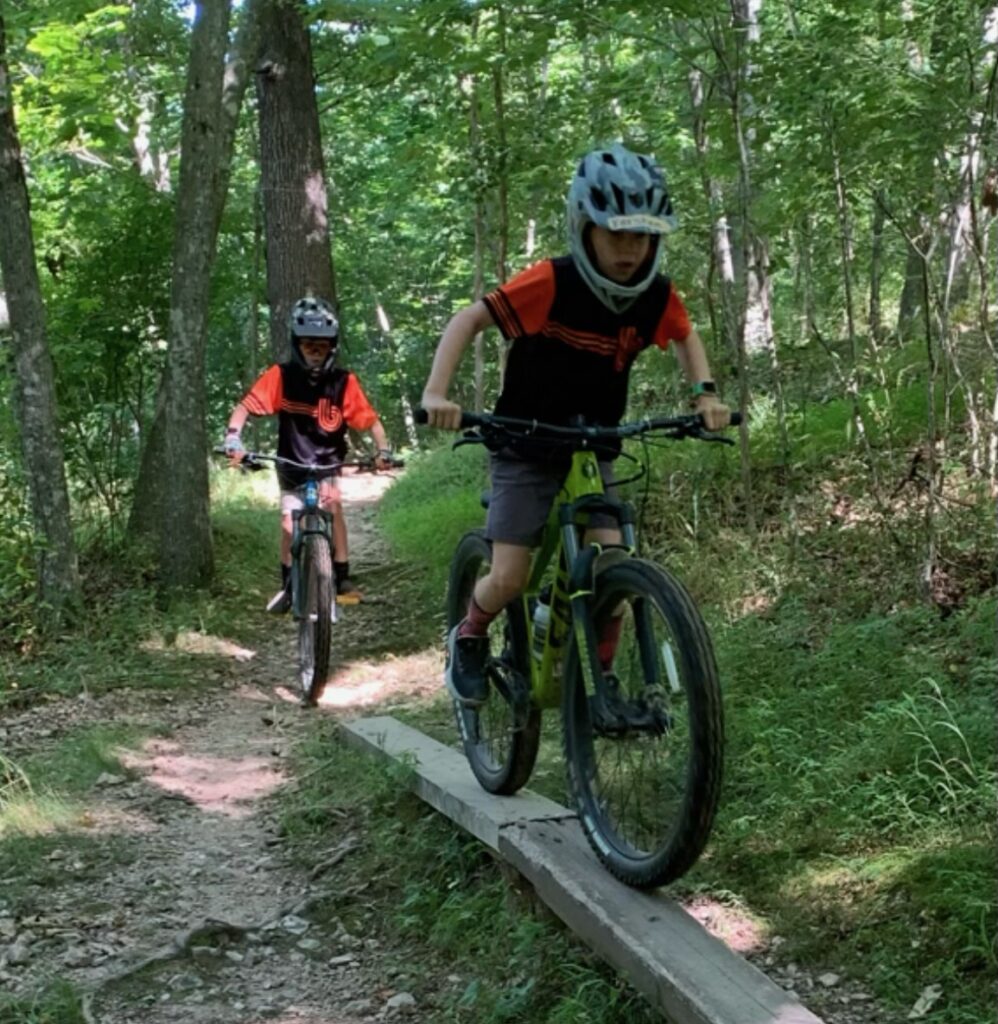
xmin=320 ymin=651 xmax=442 ymax=709
xmin=141 ymin=630 xmax=256 ymax=662
xmin=123 ymin=739 xmax=284 ymax=817
xmin=681 ymin=895 xmax=767 ymax=954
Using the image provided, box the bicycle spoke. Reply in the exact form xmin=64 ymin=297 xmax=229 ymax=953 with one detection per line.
xmin=564 ymin=559 xmax=722 ymax=887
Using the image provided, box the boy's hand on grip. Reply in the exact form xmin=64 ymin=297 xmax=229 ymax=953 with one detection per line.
xmin=694 ymin=395 xmax=731 ymax=432
xmin=421 ymin=393 xmax=463 ymax=431
xmin=222 ymin=430 xmax=245 ymax=463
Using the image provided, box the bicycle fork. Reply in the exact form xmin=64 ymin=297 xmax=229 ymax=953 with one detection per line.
xmin=562 ymin=516 xmax=671 ymax=738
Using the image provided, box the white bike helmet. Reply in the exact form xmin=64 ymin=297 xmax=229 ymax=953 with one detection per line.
xmin=567 ymin=143 xmax=677 ymax=312
xmin=289 ymin=296 xmax=339 ymax=375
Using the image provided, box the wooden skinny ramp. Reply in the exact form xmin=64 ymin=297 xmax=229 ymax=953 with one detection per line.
xmin=340 ymin=716 xmax=825 ymax=1024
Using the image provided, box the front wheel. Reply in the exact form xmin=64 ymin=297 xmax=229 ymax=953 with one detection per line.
xmin=447 ymin=530 xmax=541 ymax=794
xmin=563 ymin=558 xmax=723 ymax=888
xmin=297 ymin=533 xmax=333 ymax=706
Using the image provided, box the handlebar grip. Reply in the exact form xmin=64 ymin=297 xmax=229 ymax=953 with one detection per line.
xmin=729 ymin=411 xmax=743 ymax=427
xmin=414 ymin=407 xmax=486 ymax=429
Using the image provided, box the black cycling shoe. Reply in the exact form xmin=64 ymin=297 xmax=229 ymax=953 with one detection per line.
xmin=445 ymin=624 xmax=490 ymax=708
xmin=266 ymin=587 xmax=292 ymax=614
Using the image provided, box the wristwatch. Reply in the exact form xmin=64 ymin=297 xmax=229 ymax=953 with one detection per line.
xmin=691 ymin=381 xmax=717 ymax=398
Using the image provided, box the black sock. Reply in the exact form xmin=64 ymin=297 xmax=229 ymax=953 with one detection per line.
xmin=281 ymin=563 xmax=291 ymax=589
xmin=334 ymin=560 xmax=349 ymax=585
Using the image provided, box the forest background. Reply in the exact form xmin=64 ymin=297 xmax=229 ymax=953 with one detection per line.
xmin=0 ymin=1 xmax=995 ymax=1022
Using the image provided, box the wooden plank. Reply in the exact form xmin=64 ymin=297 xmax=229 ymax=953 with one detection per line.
xmin=499 ymin=819 xmax=825 ymax=1024
xmin=339 ymin=716 xmax=575 ymax=849
xmin=342 ymin=716 xmax=826 ymax=1024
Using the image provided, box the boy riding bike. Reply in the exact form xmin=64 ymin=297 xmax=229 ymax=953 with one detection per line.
xmin=223 ymin=296 xmax=393 ymax=609
xmin=421 ymin=143 xmax=730 ymax=708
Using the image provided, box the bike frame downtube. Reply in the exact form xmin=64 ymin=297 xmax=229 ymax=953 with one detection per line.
xmin=526 ymin=450 xmax=608 ymax=709
xmin=290 ymin=507 xmax=333 ymax=618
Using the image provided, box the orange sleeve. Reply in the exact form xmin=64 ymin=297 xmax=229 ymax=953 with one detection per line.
xmin=241 ymin=365 xmax=282 ymax=416
xmin=482 ymin=260 xmax=556 ymax=339
xmin=653 ymin=288 xmax=692 ymax=350
xmin=342 ymin=373 xmax=379 ymax=431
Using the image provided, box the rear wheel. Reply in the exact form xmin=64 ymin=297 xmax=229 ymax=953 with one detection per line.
xmin=447 ymin=530 xmax=540 ymax=794
xmin=562 ymin=558 xmax=723 ymax=887
xmin=298 ymin=532 xmax=333 ymax=706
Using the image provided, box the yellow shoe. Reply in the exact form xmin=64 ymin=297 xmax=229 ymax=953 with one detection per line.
xmin=336 ymin=578 xmax=362 ymax=605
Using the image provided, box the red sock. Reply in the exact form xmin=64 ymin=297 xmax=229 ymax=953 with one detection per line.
xmin=459 ymin=596 xmax=499 ymax=638
xmin=598 ymin=615 xmax=624 ymax=670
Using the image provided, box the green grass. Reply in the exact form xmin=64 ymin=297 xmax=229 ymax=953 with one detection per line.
xmin=379 ymin=443 xmax=489 ymax=597
xmin=0 ymin=724 xmax=152 ymax=913
xmin=0 ymin=981 xmax=86 ymax=1024
xmin=1 ymin=467 xmax=280 ymax=709
xmin=278 ymin=722 xmax=660 ymax=1024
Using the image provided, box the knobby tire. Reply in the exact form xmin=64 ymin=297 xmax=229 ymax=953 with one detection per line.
xmin=562 ymin=558 xmax=723 ymax=888
xmin=298 ymin=533 xmax=333 ymax=706
xmin=447 ymin=530 xmax=541 ymax=794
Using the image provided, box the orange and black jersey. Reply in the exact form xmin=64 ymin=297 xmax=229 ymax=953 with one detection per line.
xmin=240 ymin=363 xmax=378 ymax=488
xmin=482 ymin=256 xmax=691 ymax=459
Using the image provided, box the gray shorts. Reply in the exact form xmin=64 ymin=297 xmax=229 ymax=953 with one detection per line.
xmin=485 ymin=453 xmax=619 ymax=547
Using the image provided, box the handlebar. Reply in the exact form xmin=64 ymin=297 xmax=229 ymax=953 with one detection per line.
xmin=413 ymin=408 xmax=742 ymax=444
xmin=213 ymin=449 xmax=405 ymax=475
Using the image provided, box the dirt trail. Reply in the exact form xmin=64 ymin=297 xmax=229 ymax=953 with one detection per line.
xmin=0 ymin=473 xmax=442 ymax=1023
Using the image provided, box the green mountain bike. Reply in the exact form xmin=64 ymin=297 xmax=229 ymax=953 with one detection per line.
xmin=427 ymin=410 xmax=740 ymax=888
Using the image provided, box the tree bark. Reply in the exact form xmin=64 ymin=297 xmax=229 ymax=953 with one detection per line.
xmin=0 ymin=13 xmax=81 ymax=613
xmin=256 ymin=0 xmax=336 ymax=362
xmin=157 ymin=0 xmax=235 ymax=589
xmin=687 ymin=60 xmax=759 ymax=529
xmin=464 ymin=54 xmax=487 ymax=412
xmin=130 ymin=0 xmax=260 ymax=550
xmin=868 ymin=189 xmax=885 ymax=347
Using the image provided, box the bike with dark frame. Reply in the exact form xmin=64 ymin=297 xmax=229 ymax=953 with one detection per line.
xmin=216 ymin=450 xmax=403 ymax=705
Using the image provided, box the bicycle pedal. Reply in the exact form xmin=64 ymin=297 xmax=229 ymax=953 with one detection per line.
xmin=335 ymin=593 xmax=362 ymax=606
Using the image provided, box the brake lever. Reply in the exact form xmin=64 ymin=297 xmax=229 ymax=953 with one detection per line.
xmin=692 ymin=427 xmax=736 ymax=446
xmin=452 ymin=430 xmax=486 ymax=451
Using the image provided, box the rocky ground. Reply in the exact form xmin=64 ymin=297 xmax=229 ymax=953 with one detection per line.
xmin=0 ymin=472 xmax=911 ymax=1024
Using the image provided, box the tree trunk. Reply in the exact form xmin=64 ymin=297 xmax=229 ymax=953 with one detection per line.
xmin=0 ymin=13 xmax=81 ymax=613
xmin=256 ymin=0 xmax=336 ymax=362
xmin=723 ymin=2 xmax=787 ymax=531
xmin=464 ymin=55 xmax=487 ymax=412
xmin=897 ymin=228 xmax=930 ymax=341
xmin=157 ymin=0 xmax=235 ymax=589
xmin=687 ymin=58 xmax=759 ymax=531
xmin=868 ymin=189 xmax=885 ymax=347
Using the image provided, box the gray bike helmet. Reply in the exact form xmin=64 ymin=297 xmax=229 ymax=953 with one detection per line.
xmin=289 ymin=296 xmax=339 ymax=375
xmin=567 ymin=143 xmax=678 ymax=313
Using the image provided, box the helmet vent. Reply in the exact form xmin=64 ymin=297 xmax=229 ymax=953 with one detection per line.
xmin=610 ymin=183 xmax=625 ymax=211
xmin=589 ymin=187 xmax=608 ymax=212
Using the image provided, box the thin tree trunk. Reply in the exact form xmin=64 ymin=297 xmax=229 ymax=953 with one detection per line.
xmin=130 ymin=0 xmax=260 ymax=548
xmin=687 ymin=60 xmax=759 ymax=532
xmin=869 ymin=189 xmax=885 ymax=347
xmin=158 ymin=0 xmax=234 ymax=589
xmin=256 ymin=0 xmax=336 ymax=362
xmin=0 ymin=13 xmax=81 ymax=612
xmin=464 ymin=52 xmax=487 ymax=412
xmin=492 ymin=3 xmax=512 ymax=386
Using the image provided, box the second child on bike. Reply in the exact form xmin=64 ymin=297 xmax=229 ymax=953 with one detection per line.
xmin=421 ymin=143 xmax=731 ymax=708
xmin=223 ymin=297 xmax=394 ymax=609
